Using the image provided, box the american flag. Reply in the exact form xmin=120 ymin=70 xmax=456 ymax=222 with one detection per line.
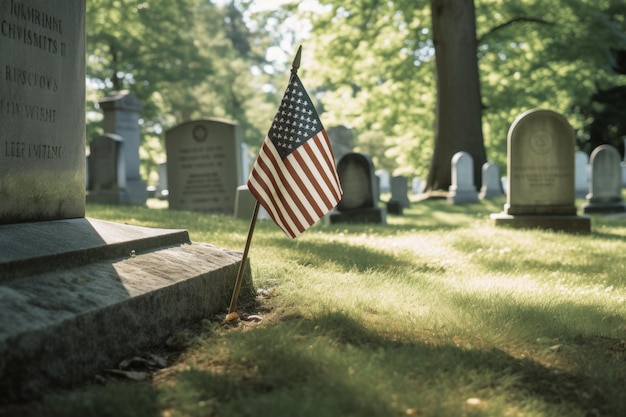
xmin=247 ymin=73 xmax=343 ymax=238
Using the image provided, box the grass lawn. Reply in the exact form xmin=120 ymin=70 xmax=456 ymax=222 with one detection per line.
xmin=5 ymin=196 xmax=626 ymax=417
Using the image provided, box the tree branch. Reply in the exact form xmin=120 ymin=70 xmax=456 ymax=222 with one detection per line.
xmin=477 ymin=17 xmax=554 ymax=45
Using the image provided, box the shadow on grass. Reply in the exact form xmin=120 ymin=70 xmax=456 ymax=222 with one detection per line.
xmin=23 ymin=311 xmax=622 ymax=417
xmin=164 ymin=311 xmax=616 ymax=417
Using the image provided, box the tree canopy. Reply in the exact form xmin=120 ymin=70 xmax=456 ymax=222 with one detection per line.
xmin=302 ymin=0 xmax=626 ymax=181
xmin=85 ymin=0 xmax=626 ymax=186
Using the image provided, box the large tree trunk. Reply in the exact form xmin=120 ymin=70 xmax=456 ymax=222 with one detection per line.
xmin=425 ymin=0 xmax=487 ymax=192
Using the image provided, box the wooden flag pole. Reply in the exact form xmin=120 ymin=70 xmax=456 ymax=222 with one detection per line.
xmin=226 ymin=200 xmax=260 ymax=317
xmin=225 ymin=45 xmax=302 ymax=321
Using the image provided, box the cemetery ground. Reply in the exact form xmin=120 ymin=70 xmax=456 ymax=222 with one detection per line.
xmin=3 ymin=195 xmax=626 ymax=417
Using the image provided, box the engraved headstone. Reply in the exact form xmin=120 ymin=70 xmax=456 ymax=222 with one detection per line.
xmin=376 ymin=169 xmax=391 ymax=194
xmin=447 ymin=151 xmax=479 ymax=204
xmin=0 ymin=2 xmax=247 ymax=400
xmin=326 ymin=125 xmax=354 ymax=164
xmin=0 ymin=0 xmax=85 ymax=224
xmin=491 ymin=109 xmax=590 ymax=232
xmin=412 ymin=177 xmax=424 ymax=195
xmin=387 ymin=175 xmax=410 ymax=214
xmin=86 ymin=133 xmax=129 ymax=204
xmin=165 ymin=119 xmax=243 ymax=213
xmin=330 ymin=153 xmax=386 ymax=224
xmin=155 ymin=161 xmax=169 ymax=199
xmin=98 ymin=91 xmax=147 ymax=205
xmin=582 ymin=145 xmax=625 ymax=213
xmin=479 ymin=161 xmax=504 ymax=199
xmin=575 ymin=151 xmax=589 ymax=197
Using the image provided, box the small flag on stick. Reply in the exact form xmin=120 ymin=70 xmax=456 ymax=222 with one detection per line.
xmin=226 ymin=46 xmax=341 ymax=320
xmin=247 ymin=48 xmax=343 ymax=238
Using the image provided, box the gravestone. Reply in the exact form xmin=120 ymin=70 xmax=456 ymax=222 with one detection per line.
xmin=479 ymin=161 xmax=504 ymax=199
xmin=447 ymin=151 xmax=479 ymax=204
xmin=0 ymin=1 xmax=248 ymax=401
xmin=330 ymin=153 xmax=386 ymax=224
xmin=326 ymin=125 xmax=354 ymax=164
xmin=86 ymin=133 xmax=130 ymax=204
xmin=491 ymin=109 xmax=590 ymax=232
xmin=155 ymin=161 xmax=169 ymax=199
xmin=99 ymin=91 xmax=147 ymax=205
xmin=582 ymin=145 xmax=626 ymax=213
xmin=233 ymin=185 xmax=270 ymax=221
xmin=0 ymin=0 xmax=85 ymax=224
xmin=387 ymin=175 xmax=410 ymax=214
xmin=574 ymin=151 xmax=589 ymax=197
xmin=165 ymin=119 xmax=243 ymax=214
xmin=412 ymin=177 xmax=424 ymax=195
xmin=376 ymin=169 xmax=391 ymax=194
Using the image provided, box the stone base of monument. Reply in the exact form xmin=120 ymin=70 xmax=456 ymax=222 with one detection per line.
xmin=329 ymin=207 xmax=387 ymax=224
xmin=0 ymin=218 xmax=251 ymax=403
xmin=490 ymin=213 xmax=591 ymax=233
xmin=582 ymin=200 xmax=626 ymax=214
xmin=447 ymin=187 xmax=479 ymax=204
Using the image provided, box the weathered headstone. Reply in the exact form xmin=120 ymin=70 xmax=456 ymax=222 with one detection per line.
xmin=86 ymin=133 xmax=130 ymax=204
xmin=0 ymin=0 xmax=85 ymax=224
xmin=165 ymin=119 xmax=243 ymax=213
xmin=412 ymin=177 xmax=424 ymax=195
xmin=447 ymin=151 xmax=479 ymax=204
xmin=387 ymin=175 xmax=410 ymax=214
xmin=376 ymin=169 xmax=391 ymax=194
xmin=155 ymin=161 xmax=169 ymax=199
xmin=330 ymin=153 xmax=386 ymax=224
xmin=233 ymin=185 xmax=270 ymax=221
xmin=479 ymin=161 xmax=504 ymax=199
xmin=326 ymin=125 xmax=354 ymax=164
xmin=491 ymin=109 xmax=590 ymax=232
xmin=574 ymin=151 xmax=589 ymax=197
xmin=99 ymin=91 xmax=147 ymax=205
xmin=582 ymin=145 xmax=625 ymax=213
xmin=0 ymin=1 xmax=248 ymax=401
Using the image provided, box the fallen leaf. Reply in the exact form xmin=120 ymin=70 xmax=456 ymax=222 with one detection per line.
xmin=224 ymin=312 xmax=239 ymax=322
xmin=106 ymin=369 xmax=149 ymax=381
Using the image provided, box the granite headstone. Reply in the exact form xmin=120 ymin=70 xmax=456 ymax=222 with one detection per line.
xmin=582 ymin=144 xmax=625 ymax=213
xmin=447 ymin=151 xmax=479 ymax=204
xmin=98 ymin=91 xmax=147 ymax=205
xmin=479 ymin=161 xmax=504 ymax=199
xmin=165 ymin=119 xmax=243 ymax=213
xmin=491 ymin=109 xmax=590 ymax=232
xmin=574 ymin=150 xmax=589 ymax=197
xmin=0 ymin=0 xmax=85 ymax=224
xmin=330 ymin=153 xmax=386 ymax=224
xmin=86 ymin=133 xmax=130 ymax=204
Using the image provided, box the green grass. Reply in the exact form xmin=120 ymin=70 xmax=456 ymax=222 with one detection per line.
xmin=14 ymin=197 xmax=626 ymax=416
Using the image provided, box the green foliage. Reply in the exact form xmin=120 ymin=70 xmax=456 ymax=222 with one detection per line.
xmin=304 ymin=0 xmax=626 ymax=175
xmin=86 ymin=0 xmax=283 ymax=182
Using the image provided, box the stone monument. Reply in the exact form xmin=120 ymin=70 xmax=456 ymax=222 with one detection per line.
xmin=574 ymin=151 xmax=589 ymax=197
xmin=447 ymin=151 xmax=479 ymax=204
xmin=582 ymin=144 xmax=626 ymax=213
xmin=86 ymin=133 xmax=130 ymax=204
xmin=479 ymin=161 xmax=504 ymax=199
xmin=0 ymin=0 xmax=248 ymax=402
xmin=98 ymin=90 xmax=147 ymax=205
xmin=491 ymin=109 xmax=590 ymax=232
xmin=330 ymin=153 xmax=386 ymax=224
xmin=165 ymin=119 xmax=243 ymax=214
xmin=387 ymin=175 xmax=410 ymax=214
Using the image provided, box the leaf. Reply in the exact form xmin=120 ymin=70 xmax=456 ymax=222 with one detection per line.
xmin=224 ymin=312 xmax=239 ymax=322
xmin=106 ymin=369 xmax=149 ymax=381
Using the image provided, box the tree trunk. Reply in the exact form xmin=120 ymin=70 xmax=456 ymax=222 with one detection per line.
xmin=425 ymin=0 xmax=487 ymax=192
